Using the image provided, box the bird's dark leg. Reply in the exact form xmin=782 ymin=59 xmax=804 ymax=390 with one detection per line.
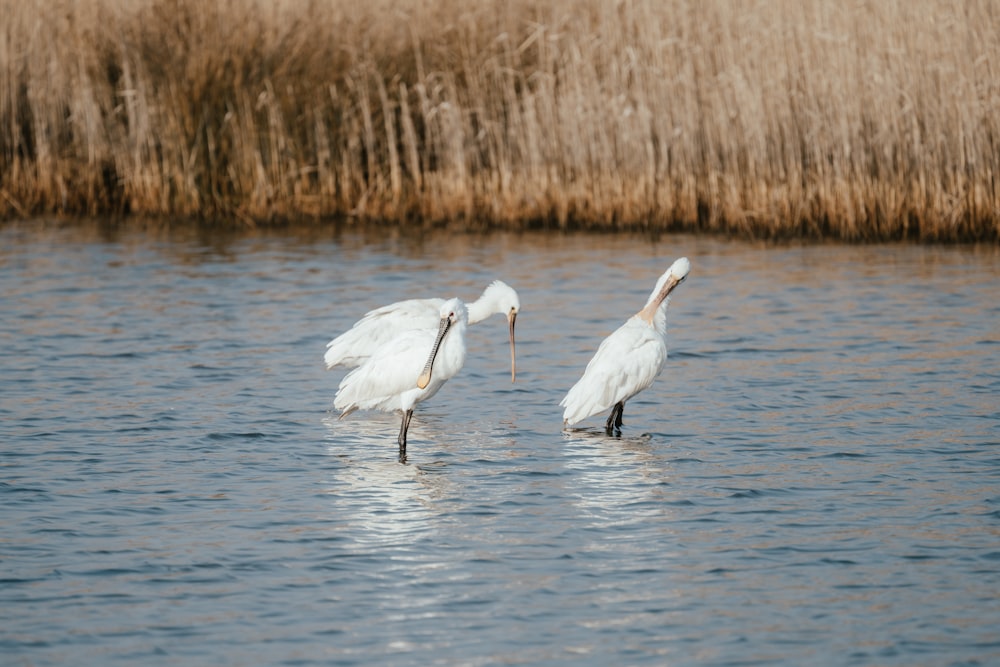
xmin=397 ymin=409 xmax=413 ymax=463
xmin=605 ymin=401 xmax=625 ymax=436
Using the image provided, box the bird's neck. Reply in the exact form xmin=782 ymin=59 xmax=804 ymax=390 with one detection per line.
xmin=636 ymin=296 xmax=664 ymax=324
xmin=466 ymin=297 xmax=494 ymax=325
xmin=636 ymin=296 xmax=671 ymax=332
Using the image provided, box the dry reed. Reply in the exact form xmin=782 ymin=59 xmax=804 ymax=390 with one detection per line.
xmin=1 ymin=0 xmax=997 ymax=240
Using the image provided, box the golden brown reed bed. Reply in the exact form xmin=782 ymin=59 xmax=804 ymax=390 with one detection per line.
xmin=1 ymin=0 xmax=998 ymax=240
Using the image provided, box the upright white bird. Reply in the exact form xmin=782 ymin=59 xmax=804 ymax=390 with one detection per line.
xmin=334 ymin=298 xmax=469 ymax=461
xmin=560 ymin=257 xmax=691 ymax=435
xmin=324 ymin=280 xmax=519 ymax=382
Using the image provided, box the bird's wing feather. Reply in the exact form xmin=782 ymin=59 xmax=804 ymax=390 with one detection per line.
xmin=333 ymin=329 xmax=434 ymax=412
xmin=561 ymin=319 xmax=666 ymax=425
xmin=324 ymin=298 xmax=443 ymax=368
xmin=354 ymin=298 xmax=444 ymax=327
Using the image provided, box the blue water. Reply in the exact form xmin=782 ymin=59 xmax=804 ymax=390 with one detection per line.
xmin=2 ymin=221 xmax=999 ymax=666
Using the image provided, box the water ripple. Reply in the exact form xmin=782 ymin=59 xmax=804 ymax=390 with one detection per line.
xmin=2 ymin=224 xmax=999 ymax=666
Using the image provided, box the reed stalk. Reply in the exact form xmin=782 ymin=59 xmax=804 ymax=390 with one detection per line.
xmin=1 ymin=0 xmax=997 ymax=240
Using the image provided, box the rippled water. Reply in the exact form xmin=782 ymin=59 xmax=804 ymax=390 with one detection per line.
xmin=2 ymin=221 xmax=999 ymax=666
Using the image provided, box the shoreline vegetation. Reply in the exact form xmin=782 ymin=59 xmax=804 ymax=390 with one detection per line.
xmin=1 ymin=0 xmax=998 ymax=241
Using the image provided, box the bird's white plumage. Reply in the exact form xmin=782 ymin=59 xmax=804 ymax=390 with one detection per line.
xmin=324 ymin=280 xmax=519 ymax=369
xmin=561 ymin=319 xmax=666 ymax=426
xmin=560 ymin=257 xmax=690 ymax=427
xmin=334 ymin=298 xmax=468 ymax=418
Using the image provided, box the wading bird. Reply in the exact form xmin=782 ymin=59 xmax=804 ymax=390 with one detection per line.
xmin=560 ymin=257 xmax=691 ymax=435
xmin=324 ymin=280 xmax=519 ymax=382
xmin=334 ymin=298 xmax=468 ymax=462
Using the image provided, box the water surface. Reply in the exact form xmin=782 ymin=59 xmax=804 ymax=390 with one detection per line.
xmin=2 ymin=221 xmax=999 ymax=666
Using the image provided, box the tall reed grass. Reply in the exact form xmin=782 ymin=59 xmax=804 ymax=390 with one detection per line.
xmin=1 ymin=0 xmax=997 ymax=240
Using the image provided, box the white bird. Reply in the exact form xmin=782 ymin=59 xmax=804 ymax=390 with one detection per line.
xmin=334 ymin=298 xmax=469 ymax=461
xmin=324 ymin=280 xmax=519 ymax=382
xmin=560 ymin=257 xmax=691 ymax=435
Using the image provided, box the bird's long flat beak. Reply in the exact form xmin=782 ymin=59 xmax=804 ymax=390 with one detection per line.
xmin=417 ymin=316 xmax=451 ymax=389
xmin=662 ymin=273 xmax=683 ymax=296
xmin=637 ymin=272 xmax=685 ymax=324
xmin=508 ymin=311 xmax=517 ymax=383
xmin=655 ymin=274 xmax=684 ymax=310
